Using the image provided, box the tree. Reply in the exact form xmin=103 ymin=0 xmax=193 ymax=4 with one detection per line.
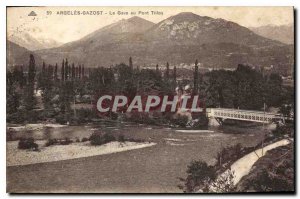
xmin=71 ymin=63 xmax=75 ymax=80
xmin=41 ymin=65 xmax=54 ymax=110
xmin=234 ymin=64 xmax=265 ymax=110
xmin=42 ymin=82 xmax=54 ymax=110
xmin=266 ymin=73 xmax=283 ymax=107
xmin=88 ymin=67 xmax=91 ymax=78
xmin=42 ymin=61 xmax=46 ymax=75
xmin=194 ymin=59 xmax=199 ymax=94
xmin=114 ymin=63 xmax=135 ymax=95
xmin=75 ymin=66 xmax=78 ymax=79
xmin=24 ymin=54 xmax=36 ymax=110
xmin=210 ymin=169 xmax=236 ymax=193
xmin=65 ymin=59 xmax=69 ymax=80
xmin=7 ymin=82 xmax=20 ymax=114
xmin=79 ymin=65 xmax=82 ymax=79
xmin=82 ymin=64 xmax=85 ymax=79
xmin=179 ymin=160 xmax=216 ymax=193
xmin=61 ymin=59 xmax=65 ymax=82
xmin=59 ymin=81 xmax=73 ymax=114
xmin=68 ymin=63 xmax=72 ymax=80
xmin=173 ymin=66 xmax=177 ymax=82
xmin=165 ymin=62 xmax=170 ymax=80
xmin=129 ymin=57 xmax=133 ymax=69
xmin=19 ymin=66 xmax=26 ymax=88
xmin=10 ymin=66 xmax=26 ymax=89
xmin=48 ymin=64 xmax=53 ymax=80
xmin=28 ymin=54 xmax=36 ymax=85
xmin=54 ymin=63 xmax=58 ymax=80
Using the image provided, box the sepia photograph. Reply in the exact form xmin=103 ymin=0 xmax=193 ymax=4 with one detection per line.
xmin=6 ymin=6 xmax=295 ymax=193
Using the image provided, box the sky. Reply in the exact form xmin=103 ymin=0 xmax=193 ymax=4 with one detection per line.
xmin=7 ymin=6 xmax=294 ymax=43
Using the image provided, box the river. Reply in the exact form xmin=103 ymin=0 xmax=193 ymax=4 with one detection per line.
xmin=7 ymin=121 xmax=266 ymax=193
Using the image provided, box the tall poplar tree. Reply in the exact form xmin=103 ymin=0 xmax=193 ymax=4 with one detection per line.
xmin=54 ymin=63 xmax=58 ymax=80
xmin=129 ymin=57 xmax=133 ymax=69
xmin=194 ymin=59 xmax=199 ymax=94
xmin=61 ymin=59 xmax=65 ymax=82
xmin=165 ymin=62 xmax=170 ymax=80
xmin=65 ymin=59 xmax=69 ymax=80
xmin=82 ymin=65 xmax=85 ymax=79
xmin=24 ymin=54 xmax=36 ymax=110
xmin=79 ymin=65 xmax=82 ymax=79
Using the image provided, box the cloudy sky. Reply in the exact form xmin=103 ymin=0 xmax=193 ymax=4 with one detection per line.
xmin=7 ymin=6 xmax=294 ymax=43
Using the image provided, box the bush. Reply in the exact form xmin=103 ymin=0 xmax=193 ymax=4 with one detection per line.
xmin=90 ymin=132 xmax=116 ymax=146
xmin=70 ymin=109 xmax=98 ymax=125
xmin=179 ymin=160 xmax=216 ymax=193
xmin=170 ymin=115 xmax=189 ymax=127
xmin=124 ymin=137 xmax=144 ymax=143
xmin=237 ymin=144 xmax=294 ymax=192
xmin=81 ymin=137 xmax=89 ymax=142
xmin=243 ymin=168 xmax=292 ymax=192
xmin=45 ymin=138 xmax=58 ymax=147
xmin=55 ymin=113 xmax=71 ymax=124
xmin=18 ymin=138 xmax=39 ymax=151
xmin=45 ymin=137 xmax=73 ymax=147
xmin=210 ymin=169 xmax=236 ymax=193
xmin=89 ymin=133 xmax=103 ymax=145
xmin=216 ymin=144 xmax=247 ymax=168
xmin=7 ymin=110 xmax=43 ymax=124
xmin=102 ymin=133 xmax=116 ymax=143
xmin=118 ymin=134 xmax=125 ymax=143
xmin=272 ymin=123 xmax=294 ymax=138
xmin=118 ymin=134 xmax=145 ymax=143
xmin=7 ymin=111 xmax=26 ymax=123
xmin=60 ymin=137 xmax=73 ymax=145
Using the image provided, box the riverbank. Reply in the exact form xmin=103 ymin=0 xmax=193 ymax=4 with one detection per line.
xmin=7 ymin=123 xmax=67 ymax=131
xmin=7 ymin=140 xmax=156 ymax=166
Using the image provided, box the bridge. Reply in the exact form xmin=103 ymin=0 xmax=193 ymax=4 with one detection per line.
xmin=206 ymin=108 xmax=288 ymax=124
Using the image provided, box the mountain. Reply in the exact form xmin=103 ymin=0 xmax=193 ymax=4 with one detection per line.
xmin=8 ymin=32 xmax=63 ymax=51
xmin=59 ymin=16 xmax=155 ymax=50
xmin=144 ymin=12 xmax=279 ymax=47
xmin=7 ymin=40 xmax=43 ymax=69
xmin=36 ymin=13 xmax=294 ymax=75
xmin=37 ymin=16 xmax=155 ymax=65
xmin=249 ymin=24 xmax=294 ymax=44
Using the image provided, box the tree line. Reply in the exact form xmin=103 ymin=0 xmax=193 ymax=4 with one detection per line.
xmin=7 ymin=54 xmax=293 ymax=124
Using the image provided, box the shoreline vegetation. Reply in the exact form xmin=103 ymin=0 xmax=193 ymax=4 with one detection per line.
xmin=207 ymin=138 xmax=291 ymax=193
xmin=8 ymin=129 xmax=156 ymax=167
xmin=236 ymin=143 xmax=294 ymax=192
xmin=178 ymin=122 xmax=294 ymax=193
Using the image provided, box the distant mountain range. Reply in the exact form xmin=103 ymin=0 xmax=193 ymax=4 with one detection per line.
xmin=7 ymin=40 xmax=43 ymax=69
xmin=7 ymin=12 xmax=294 ymax=75
xmin=249 ymin=24 xmax=294 ymax=45
xmin=8 ymin=32 xmax=62 ymax=51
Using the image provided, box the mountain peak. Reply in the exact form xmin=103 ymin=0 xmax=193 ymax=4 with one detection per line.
xmin=169 ymin=12 xmax=212 ymax=22
xmin=127 ymin=16 xmax=148 ymax=22
xmin=173 ymin=12 xmax=199 ymax=17
xmin=8 ymin=31 xmax=62 ymax=50
xmin=107 ymin=16 xmax=154 ymax=34
xmin=67 ymin=15 xmax=155 ymax=45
